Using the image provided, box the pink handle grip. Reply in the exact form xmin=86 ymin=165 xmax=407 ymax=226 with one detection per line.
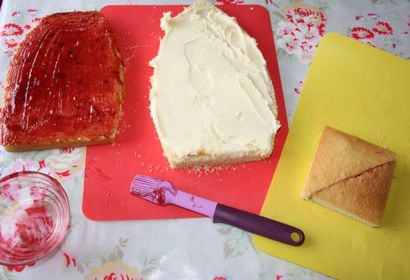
xmin=169 ymin=190 xmax=218 ymax=218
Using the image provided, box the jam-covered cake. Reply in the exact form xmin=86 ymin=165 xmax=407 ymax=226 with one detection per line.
xmin=0 ymin=11 xmax=124 ymax=152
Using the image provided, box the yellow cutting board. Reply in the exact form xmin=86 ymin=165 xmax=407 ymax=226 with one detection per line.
xmin=253 ymin=33 xmax=410 ymax=279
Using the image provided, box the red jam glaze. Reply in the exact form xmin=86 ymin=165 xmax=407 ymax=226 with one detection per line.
xmin=152 ymin=188 xmax=167 ymax=206
xmin=14 ymin=206 xmax=54 ymax=249
xmin=0 ymin=12 xmax=123 ymax=147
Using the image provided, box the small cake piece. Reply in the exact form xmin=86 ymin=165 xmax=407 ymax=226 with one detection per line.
xmin=301 ymin=126 xmax=395 ymax=227
xmin=149 ymin=0 xmax=280 ymax=168
xmin=0 ymin=11 xmax=125 ymax=152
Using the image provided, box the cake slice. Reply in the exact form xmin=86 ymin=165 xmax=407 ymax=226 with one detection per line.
xmin=0 ymin=11 xmax=125 ymax=152
xmin=301 ymin=126 xmax=396 ymax=227
xmin=149 ymin=0 xmax=280 ymax=168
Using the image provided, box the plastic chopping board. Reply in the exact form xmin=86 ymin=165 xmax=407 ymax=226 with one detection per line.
xmin=82 ymin=5 xmax=288 ymax=221
xmin=253 ymin=33 xmax=410 ymax=279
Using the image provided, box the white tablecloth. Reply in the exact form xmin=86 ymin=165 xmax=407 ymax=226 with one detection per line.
xmin=0 ymin=0 xmax=409 ymax=279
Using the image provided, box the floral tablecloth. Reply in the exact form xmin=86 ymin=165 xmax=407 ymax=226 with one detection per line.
xmin=0 ymin=0 xmax=409 ymax=279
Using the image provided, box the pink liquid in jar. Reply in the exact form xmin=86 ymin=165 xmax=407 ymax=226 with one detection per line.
xmin=0 ymin=171 xmax=70 ymax=265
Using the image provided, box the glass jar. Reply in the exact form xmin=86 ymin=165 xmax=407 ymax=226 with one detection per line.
xmin=0 ymin=171 xmax=70 ymax=265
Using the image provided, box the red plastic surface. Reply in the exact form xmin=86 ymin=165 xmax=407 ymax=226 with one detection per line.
xmin=83 ymin=5 xmax=288 ymax=221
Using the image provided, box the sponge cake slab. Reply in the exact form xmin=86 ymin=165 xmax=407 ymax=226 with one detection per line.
xmin=301 ymin=126 xmax=395 ymax=226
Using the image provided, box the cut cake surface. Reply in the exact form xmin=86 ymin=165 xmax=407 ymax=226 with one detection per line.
xmin=301 ymin=126 xmax=395 ymax=226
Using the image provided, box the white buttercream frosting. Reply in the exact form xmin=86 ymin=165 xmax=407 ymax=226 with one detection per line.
xmin=149 ymin=0 xmax=280 ymax=166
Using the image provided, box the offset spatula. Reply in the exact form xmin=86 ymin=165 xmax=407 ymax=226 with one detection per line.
xmin=130 ymin=174 xmax=305 ymax=246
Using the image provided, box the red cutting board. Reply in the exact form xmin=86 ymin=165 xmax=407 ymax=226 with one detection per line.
xmin=83 ymin=5 xmax=288 ymax=221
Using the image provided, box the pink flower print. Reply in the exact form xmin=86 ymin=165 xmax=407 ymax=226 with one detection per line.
xmin=276 ymin=3 xmax=327 ymax=63
xmin=276 ymin=21 xmax=296 ymax=37
xmin=293 ymin=80 xmax=304 ymax=94
xmin=405 ymin=19 xmax=410 ymax=34
xmin=63 ymin=252 xmax=77 ymax=268
xmin=349 ymin=13 xmax=400 ymax=51
xmin=300 ymin=49 xmax=315 ymax=63
xmin=32 ymin=17 xmax=42 ymax=25
xmin=27 ymin=9 xmax=38 ymax=15
xmin=55 ymin=170 xmax=71 ymax=177
xmin=295 ymin=23 xmax=320 ymax=61
xmin=351 ymin=27 xmax=375 ymax=40
xmin=296 ymin=22 xmax=320 ymax=45
xmin=277 ymin=36 xmax=300 ymax=55
xmin=5 ymin=38 xmax=18 ymax=48
xmin=286 ymin=6 xmax=326 ymax=26
xmin=3 ymin=49 xmax=14 ymax=56
xmin=372 ymin=21 xmax=393 ymax=35
xmin=44 ymin=148 xmax=83 ymax=179
xmin=1 ymin=159 xmax=51 ymax=178
xmin=62 ymin=147 xmax=75 ymax=153
xmin=0 ymin=10 xmax=42 ymax=56
xmin=1 ymin=23 xmax=24 ymax=37
xmin=216 ymin=0 xmax=244 ymax=4
xmin=6 ymin=262 xmax=35 ymax=272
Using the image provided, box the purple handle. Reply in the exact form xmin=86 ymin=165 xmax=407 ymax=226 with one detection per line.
xmin=213 ymin=204 xmax=305 ymax=246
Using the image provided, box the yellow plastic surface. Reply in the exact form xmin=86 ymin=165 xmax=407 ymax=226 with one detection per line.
xmin=253 ymin=33 xmax=410 ymax=279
